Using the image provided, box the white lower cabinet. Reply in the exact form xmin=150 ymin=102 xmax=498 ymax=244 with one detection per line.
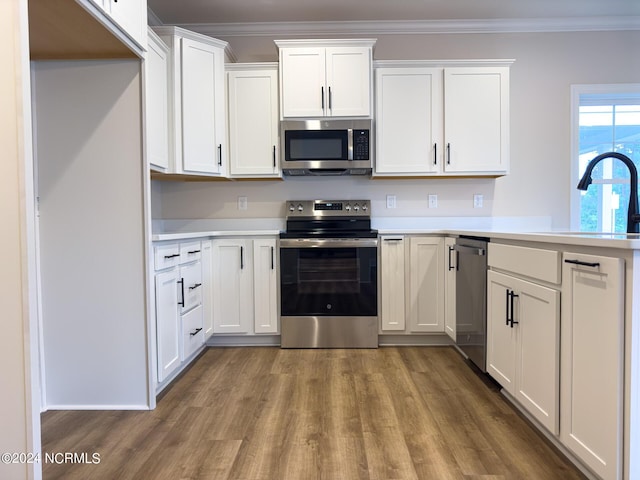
xmin=408 ymin=236 xmax=445 ymax=332
xmin=154 ymin=240 xmax=206 ymax=387
xmin=487 ymin=270 xmax=560 ymax=434
xmin=561 ymin=252 xmax=624 ymax=480
xmin=444 ymin=237 xmax=456 ymax=341
xmin=212 ymin=237 xmax=279 ymax=335
xmin=253 ymin=239 xmax=279 ymax=333
xmin=155 ymin=268 xmax=181 ymax=383
xmin=379 ymin=235 xmax=445 ymax=334
xmin=380 ymin=236 xmax=406 ymax=331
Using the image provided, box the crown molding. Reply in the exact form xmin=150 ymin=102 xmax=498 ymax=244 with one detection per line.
xmin=177 ymin=16 xmax=640 ymax=37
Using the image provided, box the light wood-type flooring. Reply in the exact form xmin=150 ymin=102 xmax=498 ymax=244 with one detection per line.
xmin=41 ymin=346 xmax=586 ymax=479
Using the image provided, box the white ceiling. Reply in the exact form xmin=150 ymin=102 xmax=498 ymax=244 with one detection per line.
xmin=148 ymin=0 xmax=640 ymax=27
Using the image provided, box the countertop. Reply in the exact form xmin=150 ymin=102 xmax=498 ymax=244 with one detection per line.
xmin=151 ymin=217 xmax=640 ymax=250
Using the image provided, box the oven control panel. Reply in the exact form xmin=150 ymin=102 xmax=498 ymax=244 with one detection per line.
xmin=286 ymin=200 xmax=370 ymax=217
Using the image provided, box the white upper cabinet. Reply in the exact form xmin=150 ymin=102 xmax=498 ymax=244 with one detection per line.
xmin=227 ymin=64 xmax=280 ymax=177
xmin=154 ymin=27 xmax=228 ymax=177
xmin=83 ymin=0 xmax=147 ymax=52
xmin=443 ymin=66 xmax=510 ymax=175
xmin=145 ymin=29 xmax=170 ymax=172
xmin=276 ymin=39 xmax=375 ymax=118
xmin=375 ymin=67 xmax=442 ymax=175
xmin=374 ymin=61 xmax=512 ymax=177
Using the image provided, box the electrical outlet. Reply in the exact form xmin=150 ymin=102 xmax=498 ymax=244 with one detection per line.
xmin=386 ymin=195 xmax=397 ymax=209
xmin=238 ymin=196 xmax=248 ymax=210
xmin=473 ymin=194 xmax=483 ymax=208
xmin=428 ymin=194 xmax=438 ymax=208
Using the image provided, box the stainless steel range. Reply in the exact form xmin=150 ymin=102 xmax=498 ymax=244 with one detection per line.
xmin=279 ymin=200 xmax=378 ymax=348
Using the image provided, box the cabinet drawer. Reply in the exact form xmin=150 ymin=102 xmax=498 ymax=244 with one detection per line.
xmin=154 ymin=243 xmax=180 ymax=270
xmin=180 ymin=240 xmax=202 ymax=263
xmin=181 ymin=304 xmax=204 ymax=360
xmin=488 ymin=243 xmax=560 ymax=284
xmin=179 ymin=261 xmax=202 ymax=313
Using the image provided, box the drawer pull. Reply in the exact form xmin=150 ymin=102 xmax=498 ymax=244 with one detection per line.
xmin=178 ymin=279 xmax=185 ymax=307
xmin=190 ymin=328 xmax=202 ymax=336
xmin=189 ymin=283 xmax=202 ymax=291
xmin=187 ymin=250 xmax=201 ymax=255
xmin=163 ymin=253 xmax=180 ymax=259
xmin=564 ymin=259 xmax=600 ymax=268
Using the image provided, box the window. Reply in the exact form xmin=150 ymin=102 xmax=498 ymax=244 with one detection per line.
xmin=571 ymin=85 xmax=640 ymax=232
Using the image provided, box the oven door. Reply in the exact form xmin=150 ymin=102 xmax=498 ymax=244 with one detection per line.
xmin=279 ymin=238 xmax=378 ymax=317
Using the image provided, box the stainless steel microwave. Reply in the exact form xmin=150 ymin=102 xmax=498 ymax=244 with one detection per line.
xmin=280 ymin=119 xmax=373 ymax=176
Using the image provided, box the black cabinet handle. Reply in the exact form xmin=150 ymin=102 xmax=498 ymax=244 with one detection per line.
xmin=328 ymin=86 xmax=332 ymax=110
xmin=505 ymin=289 xmax=510 ymax=326
xmin=190 ymin=327 xmax=202 ymax=336
xmin=178 ymin=279 xmax=185 ymax=307
xmin=564 ymin=259 xmax=601 ymax=268
xmin=164 ymin=253 xmax=180 ymax=259
xmin=272 ymin=145 xmax=276 ymax=168
xmin=321 ymin=87 xmax=325 ymax=110
xmin=240 ymin=246 xmax=244 ymax=270
xmin=446 ymin=143 xmax=451 ymax=165
xmin=187 ymin=250 xmax=201 ymax=255
xmin=189 ymin=283 xmax=202 ymax=291
xmin=448 ymin=245 xmax=455 ymax=271
xmin=271 ymin=246 xmax=274 ymax=270
xmin=217 ymin=144 xmax=222 ymax=166
xmin=434 ymin=143 xmax=437 ymax=165
xmin=507 ymin=290 xmax=520 ymax=328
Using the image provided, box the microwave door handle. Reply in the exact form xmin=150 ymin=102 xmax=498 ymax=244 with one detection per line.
xmin=348 ymin=129 xmax=354 ymax=160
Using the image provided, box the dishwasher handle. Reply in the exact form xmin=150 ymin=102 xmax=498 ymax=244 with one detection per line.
xmin=453 ymin=244 xmax=486 ymax=256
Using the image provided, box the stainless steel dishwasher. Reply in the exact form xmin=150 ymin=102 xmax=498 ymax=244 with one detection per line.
xmin=454 ymin=236 xmax=489 ymax=371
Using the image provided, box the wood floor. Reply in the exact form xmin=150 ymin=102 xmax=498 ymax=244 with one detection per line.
xmin=41 ymin=346 xmax=586 ymax=480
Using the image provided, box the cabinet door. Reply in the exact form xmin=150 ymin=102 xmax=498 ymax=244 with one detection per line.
xmin=253 ymin=239 xmax=278 ymax=334
xmin=155 ymin=269 xmax=180 ymax=383
xmin=561 ymin=253 xmax=624 ymax=480
xmin=201 ymin=240 xmax=214 ymax=339
xmin=280 ymin=47 xmax=326 ymax=117
xmin=444 ymin=237 xmax=456 ymax=340
xmin=380 ymin=237 xmax=406 ymax=331
xmin=179 ymin=261 xmax=202 ymax=314
xmin=515 ymin=277 xmax=559 ymax=434
xmin=228 ymin=69 xmax=280 ymax=177
xmin=408 ymin=237 xmax=445 ymax=332
xmin=146 ymin=30 xmax=170 ymax=171
xmin=375 ymin=67 xmax=442 ymax=175
xmin=487 ymin=270 xmax=517 ymax=394
xmin=326 ymin=47 xmax=371 ymax=117
xmin=181 ymin=38 xmax=222 ymax=174
xmin=181 ymin=304 xmax=204 ymax=360
xmin=212 ymin=239 xmax=253 ymax=334
xmin=443 ymin=67 xmax=509 ymax=174
xmin=107 ymin=0 xmax=145 ymax=49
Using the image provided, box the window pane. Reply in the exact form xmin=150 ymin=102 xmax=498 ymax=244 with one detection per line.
xmin=578 ymin=99 xmax=640 ymax=233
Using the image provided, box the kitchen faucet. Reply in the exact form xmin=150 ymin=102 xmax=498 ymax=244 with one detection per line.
xmin=577 ymin=151 xmax=640 ymax=233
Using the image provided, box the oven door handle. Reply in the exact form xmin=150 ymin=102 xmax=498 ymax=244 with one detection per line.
xmin=279 ymin=238 xmax=378 ymax=248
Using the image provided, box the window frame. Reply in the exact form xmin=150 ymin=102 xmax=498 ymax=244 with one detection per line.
xmin=570 ymin=83 xmax=640 ymax=231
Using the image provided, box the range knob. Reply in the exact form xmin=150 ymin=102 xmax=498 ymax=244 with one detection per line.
xmin=362 ymin=203 xmax=368 ymax=212
xmin=288 ymin=203 xmax=295 ymax=212
xmin=353 ymin=203 xmax=360 ymax=212
xmin=345 ymin=204 xmax=351 ymax=211
xmin=297 ymin=204 xmax=304 ymax=212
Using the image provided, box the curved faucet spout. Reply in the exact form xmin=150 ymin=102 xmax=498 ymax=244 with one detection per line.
xmin=576 ymin=152 xmax=640 ymax=233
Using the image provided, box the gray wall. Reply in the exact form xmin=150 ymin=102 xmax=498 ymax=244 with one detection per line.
xmin=153 ymin=29 xmax=640 ymax=229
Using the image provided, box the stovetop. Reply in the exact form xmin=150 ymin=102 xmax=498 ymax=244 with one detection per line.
xmin=281 ymin=200 xmax=377 ymax=239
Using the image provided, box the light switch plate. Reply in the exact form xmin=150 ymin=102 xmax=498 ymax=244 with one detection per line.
xmin=428 ymin=194 xmax=438 ymax=208
xmin=238 ymin=196 xmax=248 ymax=210
xmin=473 ymin=194 xmax=483 ymax=208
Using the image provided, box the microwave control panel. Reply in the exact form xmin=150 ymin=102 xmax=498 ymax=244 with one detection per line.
xmin=353 ymin=130 xmax=370 ymax=160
